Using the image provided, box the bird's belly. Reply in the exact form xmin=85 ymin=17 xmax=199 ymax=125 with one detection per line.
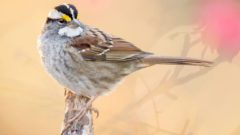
xmin=44 ymin=57 xmax=127 ymax=96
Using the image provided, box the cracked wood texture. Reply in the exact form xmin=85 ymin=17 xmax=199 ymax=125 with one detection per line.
xmin=61 ymin=90 xmax=93 ymax=135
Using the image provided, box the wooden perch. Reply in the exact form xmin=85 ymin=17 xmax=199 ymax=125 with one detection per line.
xmin=61 ymin=90 xmax=93 ymax=135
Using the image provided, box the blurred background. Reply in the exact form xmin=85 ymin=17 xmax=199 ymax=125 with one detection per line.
xmin=1 ymin=0 xmax=240 ymax=135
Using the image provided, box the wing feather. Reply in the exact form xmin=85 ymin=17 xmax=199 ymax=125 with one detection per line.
xmin=69 ymin=27 xmax=149 ymax=61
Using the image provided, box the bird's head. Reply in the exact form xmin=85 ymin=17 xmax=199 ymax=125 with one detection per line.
xmin=44 ymin=4 xmax=85 ymax=37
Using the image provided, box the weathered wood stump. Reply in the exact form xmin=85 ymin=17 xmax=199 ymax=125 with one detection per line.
xmin=61 ymin=90 xmax=93 ymax=135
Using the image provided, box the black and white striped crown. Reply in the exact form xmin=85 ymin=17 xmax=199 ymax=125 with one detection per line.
xmin=54 ymin=3 xmax=78 ymax=19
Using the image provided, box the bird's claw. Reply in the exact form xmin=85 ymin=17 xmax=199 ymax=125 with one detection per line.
xmin=89 ymin=107 xmax=99 ymax=118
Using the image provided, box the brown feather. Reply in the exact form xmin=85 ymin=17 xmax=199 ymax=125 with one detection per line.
xmin=70 ymin=26 xmax=149 ymax=61
xmin=142 ymin=55 xmax=213 ymax=67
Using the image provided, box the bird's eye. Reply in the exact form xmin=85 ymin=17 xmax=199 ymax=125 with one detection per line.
xmin=58 ymin=19 xmax=67 ymax=25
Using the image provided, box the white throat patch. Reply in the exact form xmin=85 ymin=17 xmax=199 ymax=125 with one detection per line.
xmin=58 ymin=27 xmax=83 ymax=37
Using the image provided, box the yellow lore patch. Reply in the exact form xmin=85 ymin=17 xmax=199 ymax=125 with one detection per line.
xmin=62 ymin=14 xmax=72 ymax=22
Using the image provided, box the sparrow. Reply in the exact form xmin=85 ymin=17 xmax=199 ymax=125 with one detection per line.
xmin=38 ymin=3 xmax=212 ymax=129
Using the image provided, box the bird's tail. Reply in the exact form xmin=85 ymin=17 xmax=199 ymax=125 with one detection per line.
xmin=141 ymin=55 xmax=213 ymax=67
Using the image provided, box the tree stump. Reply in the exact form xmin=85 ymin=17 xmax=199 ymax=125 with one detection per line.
xmin=61 ymin=90 xmax=93 ymax=135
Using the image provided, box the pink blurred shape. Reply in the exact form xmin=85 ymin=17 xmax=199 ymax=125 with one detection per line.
xmin=200 ymin=0 xmax=240 ymax=59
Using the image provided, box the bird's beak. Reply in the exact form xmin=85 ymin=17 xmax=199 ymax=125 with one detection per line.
xmin=68 ymin=19 xmax=81 ymax=28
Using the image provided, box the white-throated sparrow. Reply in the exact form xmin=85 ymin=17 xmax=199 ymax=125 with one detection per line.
xmin=38 ymin=3 xmax=212 ymax=129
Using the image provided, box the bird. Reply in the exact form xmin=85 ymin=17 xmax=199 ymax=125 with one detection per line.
xmin=38 ymin=3 xmax=212 ymax=130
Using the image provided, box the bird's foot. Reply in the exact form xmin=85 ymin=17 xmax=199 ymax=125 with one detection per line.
xmin=89 ymin=107 xmax=99 ymax=118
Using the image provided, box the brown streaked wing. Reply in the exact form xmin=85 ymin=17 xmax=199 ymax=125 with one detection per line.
xmin=70 ymin=27 xmax=150 ymax=61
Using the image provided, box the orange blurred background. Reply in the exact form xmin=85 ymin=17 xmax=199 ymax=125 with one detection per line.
xmin=1 ymin=0 xmax=240 ymax=135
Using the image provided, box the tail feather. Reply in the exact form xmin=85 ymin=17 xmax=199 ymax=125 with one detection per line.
xmin=142 ymin=55 xmax=213 ymax=67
